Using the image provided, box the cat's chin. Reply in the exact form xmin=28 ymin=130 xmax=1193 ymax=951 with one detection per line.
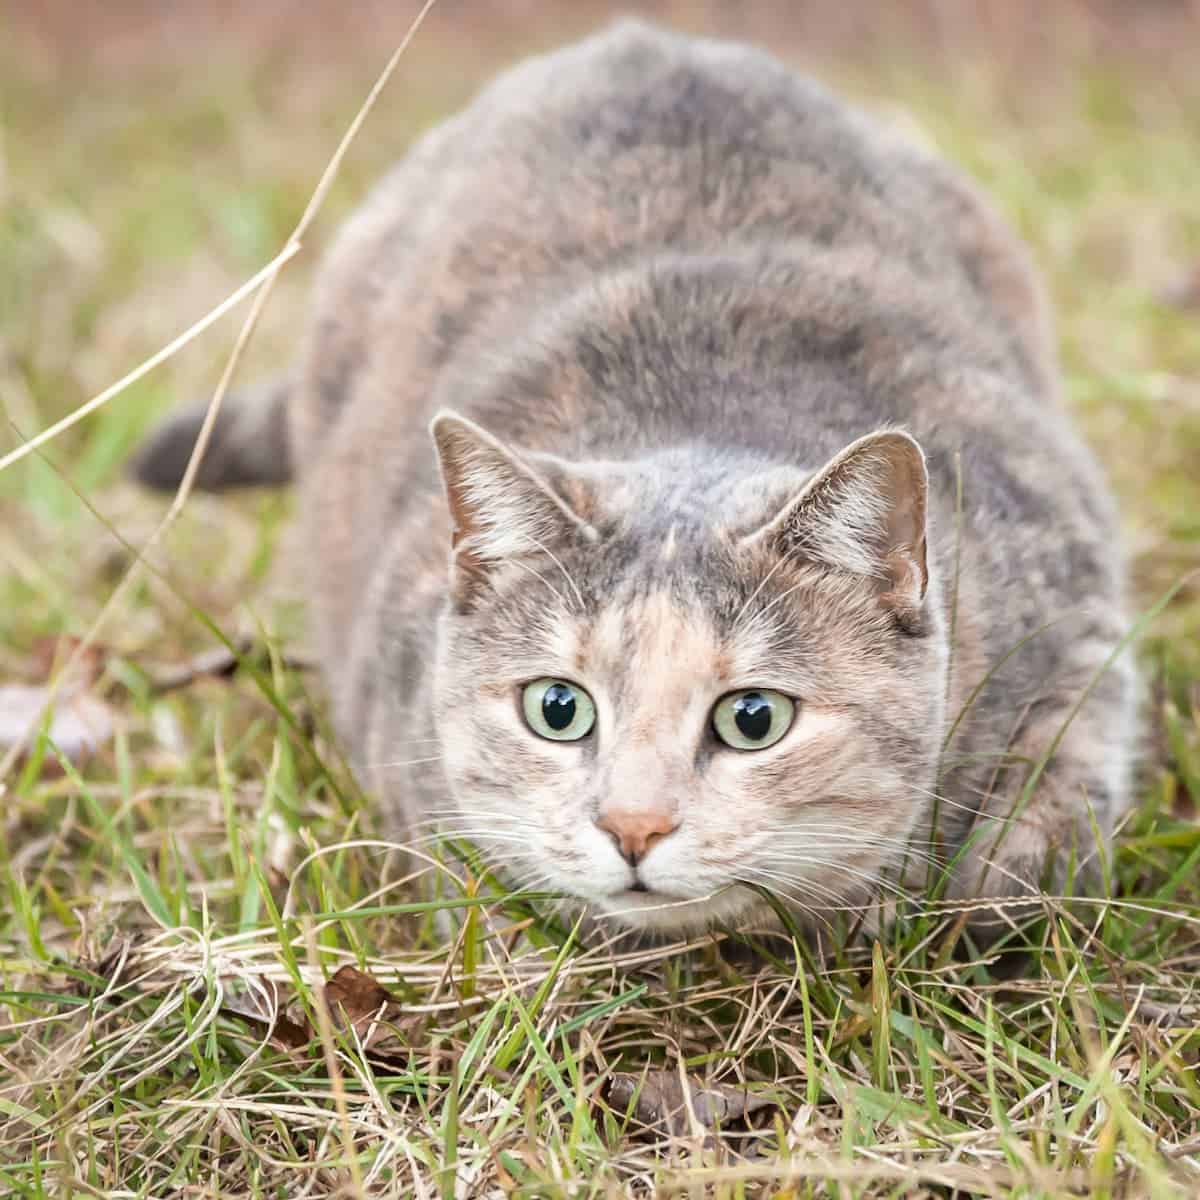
xmin=590 ymin=884 xmax=758 ymax=935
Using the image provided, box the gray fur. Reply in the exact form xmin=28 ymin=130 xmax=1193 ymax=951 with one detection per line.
xmin=136 ymin=21 xmax=1136 ymax=935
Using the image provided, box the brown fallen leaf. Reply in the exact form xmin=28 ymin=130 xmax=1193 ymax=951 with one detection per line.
xmin=220 ymin=966 xmax=410 ymax=1066
xmin=0 ymin=682 xmax=116 ymax=771
xmin=222 ymin=977 xmax=313 ymax=1054
xmin=325 ymin=965 xmax=403 ymax=1027
xmin=323 ymin=964 xmax=410 ymax=1064
xmin=606 ymin=1068 xmax=775 ymax=1137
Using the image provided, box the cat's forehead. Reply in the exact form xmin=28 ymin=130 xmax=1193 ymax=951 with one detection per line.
xmin=566 ymin=586 xmax=773 ymax=707
xmin=533 ymin=538 xmax=880 ymax=704
xmin=572 ymin=451 xmax=810 ymax=546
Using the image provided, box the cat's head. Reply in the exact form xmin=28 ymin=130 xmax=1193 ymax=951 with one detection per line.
xmin=428 ymin=412 xmax=947 ymax=933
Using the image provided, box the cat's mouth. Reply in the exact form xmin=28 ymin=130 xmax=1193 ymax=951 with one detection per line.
xmin=597 ymin=870 xmax=800 ymax=931
xmin=597 ymin=883 xmax=750 ymax=933
xmin=604 ymin=885 xmax=700 ymax=914
xmin=611 ymin=884 xmax=677 ymax=901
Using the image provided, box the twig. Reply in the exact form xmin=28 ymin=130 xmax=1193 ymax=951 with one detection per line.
xmin=147 ymin=637 xmax=315 ymax=694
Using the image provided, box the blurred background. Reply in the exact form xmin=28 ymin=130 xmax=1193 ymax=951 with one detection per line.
xmin=1 ymin=0 xmax=1198 ymax=679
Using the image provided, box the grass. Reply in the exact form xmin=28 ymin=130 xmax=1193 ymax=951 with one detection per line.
xmin=2 ymin=9 xmax=1200 ymax=1197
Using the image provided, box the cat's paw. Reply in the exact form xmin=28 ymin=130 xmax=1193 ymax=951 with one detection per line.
xmin=945 ymin=821 xmax=1058 ymax=941
xmin=947 ymin=813 xmax=1109 ymax=946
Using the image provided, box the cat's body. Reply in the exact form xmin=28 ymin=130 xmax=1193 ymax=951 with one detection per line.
xmin=136 ymin=22 xmax=1136 ymax=934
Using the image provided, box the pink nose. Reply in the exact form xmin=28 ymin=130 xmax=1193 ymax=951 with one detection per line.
xmin=595 ymin=810 xmax=679 ymax=865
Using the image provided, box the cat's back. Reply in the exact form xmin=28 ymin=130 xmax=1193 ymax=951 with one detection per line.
xmin=293 ymin=19 xmax=1051 ymax=469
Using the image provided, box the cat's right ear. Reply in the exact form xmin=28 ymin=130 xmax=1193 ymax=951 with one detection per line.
xmin=430 ymin=410 xmax=597 ymax=607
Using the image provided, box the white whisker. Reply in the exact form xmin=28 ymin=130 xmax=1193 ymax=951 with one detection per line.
xmin=363 ymin=755 xmax=444 ymax=770
xmin=506 ymin=556 xmax=570 ymax=612
xmin=732 ymin=554 xmax=790 ymax=630
xmin=732 ymin=869 xmax=843 ymax=925
xmin=739 ymin=865 xmax=848 ymax=906
xmin=408 ymin=832 xmax=536 ymax=849
xmin=739 ymin=577 xmax=809 ymax=640
xmin=760 ymin=824 xmax=943 ymax=867
xmin=904 ymin=781 xmax=1040 ymax=827
xmin=516 ymin=532 xmax=586 ymax=611
xmin=759 ymin=856 xmax=912 ymax=902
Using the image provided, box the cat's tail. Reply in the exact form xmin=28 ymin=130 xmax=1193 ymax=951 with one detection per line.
xmin=129 ymin=375 xmax=292 ymax=492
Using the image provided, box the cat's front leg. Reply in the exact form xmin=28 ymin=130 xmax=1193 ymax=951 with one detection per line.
xmin=945 ymin=656 xmax=1137 ymax=933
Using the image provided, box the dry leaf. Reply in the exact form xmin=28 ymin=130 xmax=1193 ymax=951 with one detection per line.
xmin=606 ymin=1068 xmax=775 ymax=1136
xmin=323 ymin=965 xmax=409 ymax=1064
xmin=325 ymin=965 xmax=403 ymax=1029
xmin=0 ymin=683 xmax=116 ymax=770
xmin=220 ymin=966 xmax=409 ymax=1066
xmin=221 ymin=978 xmax=313 ymax=1054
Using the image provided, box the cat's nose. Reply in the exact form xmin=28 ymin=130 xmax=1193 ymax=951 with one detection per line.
xmin=595 ymin=810 xmax=679 ymax=866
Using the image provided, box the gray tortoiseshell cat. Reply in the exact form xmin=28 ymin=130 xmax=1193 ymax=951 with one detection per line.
xmin=135 ymin=21 xmax=1136 ymax=936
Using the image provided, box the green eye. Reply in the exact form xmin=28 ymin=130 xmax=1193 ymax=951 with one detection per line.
xmin=521 ymin=678 xmax=596 ymax=742
xmin=712 ymin=689 xmax=794 ymax=751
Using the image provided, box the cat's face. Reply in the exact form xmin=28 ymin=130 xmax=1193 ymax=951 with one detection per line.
xmin=429 ymin=415 xmax=947 ymax=933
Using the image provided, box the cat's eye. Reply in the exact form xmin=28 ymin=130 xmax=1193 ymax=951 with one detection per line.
xmin=521 ymin=678 xmax=597 ymax=741
xmin=712 ymin=689 xmax=795 ymax=751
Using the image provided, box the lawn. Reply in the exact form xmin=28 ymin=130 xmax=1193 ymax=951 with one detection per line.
xmin=2 ymin=4 xmax=1199 ymax=1196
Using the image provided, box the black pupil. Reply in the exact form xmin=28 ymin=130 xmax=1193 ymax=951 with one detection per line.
xmin=542 ymin=683 xmax=577 ymax=731
xmin=733 ymin=692 xmax=773 ymax=741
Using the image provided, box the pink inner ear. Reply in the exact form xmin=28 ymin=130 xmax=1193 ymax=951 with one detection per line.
xmin=879 ymin=442 xmax=928 ymax=548
xmin=879 ymin=468 xmax=928 ymax=604
xmin=865 ymin=438 xmax=929 ymax=609
xmin=881 ymin=547 xmax=927 ymax=617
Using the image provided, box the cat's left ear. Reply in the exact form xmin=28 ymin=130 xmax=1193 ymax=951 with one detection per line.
xmin=430 ymin=410 xmax=596 ymax=606
xmin=743 ymin=430 xmax=929 ymax=621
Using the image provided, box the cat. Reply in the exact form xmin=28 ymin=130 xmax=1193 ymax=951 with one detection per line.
xmin=133 ymin=20 xmax=1137 ymax=937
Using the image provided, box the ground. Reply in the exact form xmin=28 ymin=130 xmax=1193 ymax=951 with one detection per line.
xmin=1 ymin=3 xmax=1199 ymax=1196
